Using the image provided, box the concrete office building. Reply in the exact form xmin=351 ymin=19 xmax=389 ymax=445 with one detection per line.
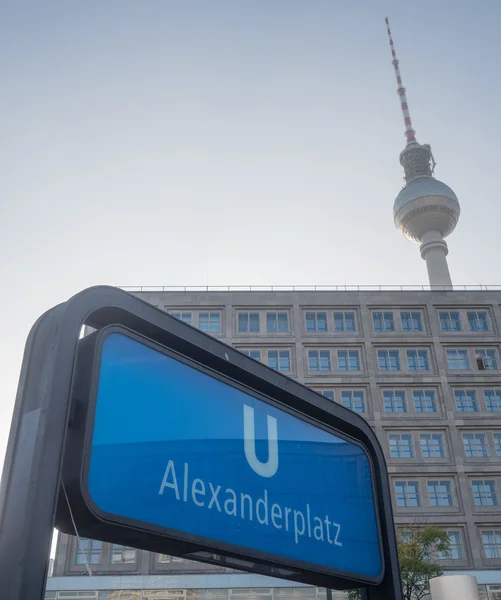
xmin=47 ymin=18 xmax=500 ymax=600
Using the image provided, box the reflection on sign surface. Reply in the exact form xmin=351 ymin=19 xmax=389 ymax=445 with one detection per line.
xmin=88 ymin=333 xmax=382 ymax=579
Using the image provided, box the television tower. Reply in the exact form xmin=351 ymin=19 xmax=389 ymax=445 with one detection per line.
xmin=385 ymin=17 xmax=460 ymax=288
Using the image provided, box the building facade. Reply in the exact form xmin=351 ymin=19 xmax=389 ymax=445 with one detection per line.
xmin=49 ymin=287 xmax=501 ymax=600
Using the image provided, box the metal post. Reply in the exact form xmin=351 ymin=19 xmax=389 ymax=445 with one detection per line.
xmin=0 ymin=305 xmax=72 ymax=599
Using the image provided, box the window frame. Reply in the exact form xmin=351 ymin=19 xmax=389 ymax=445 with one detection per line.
xmin=388 ymin=433 xmax=414 ymax=459
xmin=437 ymin=530 xmax=464 ymax=560
xmin=336 ymin=349 xmax=361 ymax=372
xmin=419 ymin=432 xmax=447 ymax=459
xmin=427 ymin=480 xmax=454 ymax=507
xmin=305 ymin=311 xmax=328 ymax=333
xmin=446 ymin=348 xmax=471 ymax=370
xmin=266 ymin=311 xmax=290 ymax=333
xmin=377 ymin=349 xmax=401 ymax=371
xmin=109 ymin=544 xmax=137 ymax=565
xmin=340 ymin=389 xmax=366 ymax=413
xmin=266 ymin=348 xmax=291 ymax=372
xmin=383 ymin=389 xmax=407 ymax=414
xmin=439 ymin=311 xmax=462 ymax=332
xmin=394 ymin=480 xmax=421 ymax=508
xmin=74 ymin=538 xmax=102 ymax=566
xmin=400 ymin=311 xmax=424 ymax=332
xmin=471 ymin=479 xmax=499 ymax=507
xmin=237 ymin=311 xmax=260 ymax=333
xmin=454 ymin=389 xmax=479 ymax=413
xmin=406 ymin=349 xmax=430 ymax=371
xmin=412 ymin=389 xmax=438 ymax=414
xmin=462 ymin=432 xmax=490 ymax=458
xmin=307 ymin=349 xmax=332 ymax=372
xmin=481 ymin=530 xmax=501 ymax=559
xmin=373 ymin=311 xmax=395 ymax=332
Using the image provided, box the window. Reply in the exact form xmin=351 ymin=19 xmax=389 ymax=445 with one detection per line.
xmin=440 ymin=311 xmax=462 ymax=331
xmin=341 ymin=390 xmax=365 ymax=413
xmin=157 ymin=554 xmax=185 ymax=563
xmin=413 ymin=390 xmax=437 ymax=413
xmin=438 ymin=531 xmax=464 ymax=560
xmin=238 ymin=312 xmax=260 ymax=333
xmin=395 ymin=481 xmax=421 ymax=507
xmin=98 ymin=593 xmax=141 ymax=600
xmin=266 ymin=312 xmax=289 ymax=333
xmin=383 ymin=390 xmax=407 ymax=413
xmin=75 ymin=539 xmax=102 ymax=565
xmin=468 ymin=311 xmax=489 ymax=331
xmin=110 ymin=545 xmax=136 ymax=564
xmin=476 ymin=349 xmax=499 ymax=370
xmin=454 ymin=389 xmax=479 ymax=412
xmin=487 ymin=586 xmax=501 ymax=600
xmin=420 ymin=433 xmax=446 ymax=458
xmin=373 ymin=312 xmax=395 ymax=331
xmin=267 ymin=350 xmax=290 ymax=371
xmin=337 ymin=350 xmax=360 ymax=371
xmin=427 ymin=481 xmax=454 ymax=507
xmin=407 ymin=349 xmax=430 ymax=371
xmin=446 ymin=349 xmax=470 ymax=370
xmin=378 ymin=350 xmax=400 ymax=371
xmin=199 ymin=312 xmax=221 ymax=333
xmin=58 ymin=594 xmax=98 ymax=600
xmin=334 ymin=311 xmax=356 ymax=332
xmin=241 ymin=349 xmax=261 ymax=361
xmin=319 ymin=390 xmax=334 ymax=401
xmin=308 ymin=350 xmax=331 ymax=371
xmin=482 ymin=530 xmax=501 ymax=559
xmin=389 ymin=433 xmax=414 ymax=458
xmin=463 ymin=433 xmax=489 ymax=457
xmin=170 ymin=312 xmax=192 ymax=325
xmin=305 ymin=312 xmax=327 ymax=332
xmin=401 ymin=311 xmax=423 ymax=332
xmin=494 ymin=433 xmax=501 ymax=457
xmin=485 ymin=389 xmax=501 ymax=412
xmin=472 ymin=480 xmax=499 ymax=506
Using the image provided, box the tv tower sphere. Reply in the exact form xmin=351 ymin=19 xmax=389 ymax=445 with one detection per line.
xmin=393 ymin=153 xmax=460 ymax=244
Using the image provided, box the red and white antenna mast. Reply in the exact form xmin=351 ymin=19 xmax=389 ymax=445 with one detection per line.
xmin=385 ymin=17 xmax=416 ymax=145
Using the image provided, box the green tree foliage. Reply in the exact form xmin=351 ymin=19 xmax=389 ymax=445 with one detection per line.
xmin=344 ymin=525 xmax=451 ymax=600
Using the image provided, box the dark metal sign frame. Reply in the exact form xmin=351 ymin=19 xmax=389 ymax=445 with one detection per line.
xmin=0 ymin=286 xmax=402 ymax=600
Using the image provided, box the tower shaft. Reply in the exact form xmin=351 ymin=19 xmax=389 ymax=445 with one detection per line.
xmin=420 ymin=230 xmax=453 ymax=288
xmin=385 ymin=17 xmax=460 ymax=289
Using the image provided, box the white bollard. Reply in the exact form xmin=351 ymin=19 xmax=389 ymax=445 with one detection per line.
xmin=430 ymin=575 xmax=479 ymax=600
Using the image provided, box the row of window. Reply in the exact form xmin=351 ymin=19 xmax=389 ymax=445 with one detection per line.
xmin=166 ymin=308 xmax=497 ymax=336
xmin=393 ymin=478 xmax=501 ymax=509
xmin=237 ymin=345 xmax=501 ymax=374
xmin=43 ymin=585 xmax=501 ymax=600
xmin=388 ymin=431 xmax=501 ymax=460
xmin=319 ymin=387 xmax=501 ymax=417
xmin=317 ymin=387 xmax=501 ymax=415
xmin=46 ymin=588 xmax=338 ymax=600
xmin=75 ymin=543 xmax=199 ymax=567
xmin=68 ymin=532 xmax=501 ymax=572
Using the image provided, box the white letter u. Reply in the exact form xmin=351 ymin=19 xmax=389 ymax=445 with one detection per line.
xmin=243 ymin=404 xmax=278 ymax=478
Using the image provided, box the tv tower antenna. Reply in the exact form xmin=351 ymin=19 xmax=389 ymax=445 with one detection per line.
xmin=385 ymin=17 xmax=417 ymax=146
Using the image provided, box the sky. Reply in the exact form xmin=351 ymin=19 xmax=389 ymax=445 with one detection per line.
xmin=1 ymin=0 xmax=501 ymax=467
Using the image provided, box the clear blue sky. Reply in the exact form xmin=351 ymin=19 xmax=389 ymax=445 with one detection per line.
xmin=0 ymin=1 xmax=500 ymax=460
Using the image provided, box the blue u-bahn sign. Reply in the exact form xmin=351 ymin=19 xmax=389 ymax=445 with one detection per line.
xmin=87 ymin=330 xmax=382 ymax=581
xmin=0 ymin=286 xmax=402 ymax=600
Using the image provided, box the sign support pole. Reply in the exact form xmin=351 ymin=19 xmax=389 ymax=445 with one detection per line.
xmin=0 ymin=305 xmax=73 ymax=599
